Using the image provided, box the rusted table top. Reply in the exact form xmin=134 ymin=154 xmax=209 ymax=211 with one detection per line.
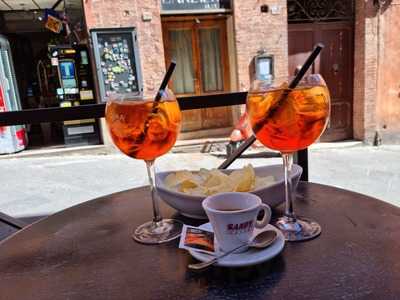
xmin=0 ymin=182 xmax=399 ymax=300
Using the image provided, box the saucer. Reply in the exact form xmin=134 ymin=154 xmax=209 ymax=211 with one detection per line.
xmin=188 ymin=223 xmax=285 ymax=268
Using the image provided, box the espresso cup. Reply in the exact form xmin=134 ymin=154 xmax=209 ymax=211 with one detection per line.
xmin=202 ymin=192 xmax=271 ymax=252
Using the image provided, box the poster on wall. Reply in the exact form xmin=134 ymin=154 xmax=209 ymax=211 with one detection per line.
xmin=90 ymin=28 xmax=143 ymax=102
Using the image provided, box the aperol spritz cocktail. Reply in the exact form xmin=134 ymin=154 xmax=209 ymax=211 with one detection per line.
xmin=106 ymin=99 xmax=181 ymax=160
xmin=106 ymin=90 xmax=182 ymax=244
xmin=247 ymin=74 xmax=330 ymax=241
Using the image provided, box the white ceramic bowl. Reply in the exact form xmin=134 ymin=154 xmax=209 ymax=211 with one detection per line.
xmin=156 ymin=164 xmax=303 ymax=219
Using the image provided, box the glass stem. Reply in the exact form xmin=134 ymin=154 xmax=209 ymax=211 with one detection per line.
xmin=145 ymin=160 xmax=162 ymax=223
xmin=282 ymin=153 xmax=296 ymax=222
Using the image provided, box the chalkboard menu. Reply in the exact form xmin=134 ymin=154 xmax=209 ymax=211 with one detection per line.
xmin=91 ymin=28 xmax=143 ymax=102
xmin=161 ymin=0 xmax=231 ymax=13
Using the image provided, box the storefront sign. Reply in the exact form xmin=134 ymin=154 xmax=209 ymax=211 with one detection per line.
xmin=45 ymin=15 xmax=63 ymax=34
xmin=161 ymin=0 xmax=231 ymax=13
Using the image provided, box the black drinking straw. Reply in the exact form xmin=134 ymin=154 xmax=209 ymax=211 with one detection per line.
xmin=154 ymin=61 xmax=176 ymax=104
xmin=138 ymin=61 xmax=176 ymax=143
xmin=218 ymin=43 xmax=324 ymax=170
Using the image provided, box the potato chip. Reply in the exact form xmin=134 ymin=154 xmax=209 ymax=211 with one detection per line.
xmin=164 ymin=164 xmax=276 ymax=196
xmin=179 ymin=179 xmax=199 ymax=192
xmin=203 ymin=175 xmax=220 ymax=188
xmin=234 ymin=165 xmax=255 ymax=192
xmin=184 ymin=186 xmax=207 ymax=196
xmin=203 ymin=171 xmax=230 ymax=188
xmin=164 ymin=170 xmax=195 ymax=187
xmin=206 ymin=180 xmax=235 ymax=195
xmin=198 ymin=168 xmax=211 ymax=180
xmin=229 ymin=169 xmax=242 ymax=182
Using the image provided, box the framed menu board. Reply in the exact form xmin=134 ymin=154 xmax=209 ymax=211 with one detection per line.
xmin=90 ymin=27 xmax=143 ymax=102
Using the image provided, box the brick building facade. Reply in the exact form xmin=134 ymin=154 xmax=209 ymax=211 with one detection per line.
xmin=354 ymin=0 xmax=400 ymax=144
xmin=82 ymin=0 xmax=400 ymax=145
xmin=233 ymin=0 xmax=288 ymax=91
xmin=375 ymin=0 xmax=400 ymax=144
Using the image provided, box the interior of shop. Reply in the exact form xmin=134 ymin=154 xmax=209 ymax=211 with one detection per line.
xmin=0 ymin=0 xmax=99 ymax=149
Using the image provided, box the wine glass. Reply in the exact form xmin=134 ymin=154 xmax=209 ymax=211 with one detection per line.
xmin=105 ymin=89 xmax=182 ymax=244
xmin=246 ymin=74 xmax=330 ymax=241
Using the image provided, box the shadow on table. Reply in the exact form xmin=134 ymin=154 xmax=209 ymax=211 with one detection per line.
xmin=185 ymin=254 xmax=286 ymax=298
xmin=169 ymin=212 xmax=286 ymax=297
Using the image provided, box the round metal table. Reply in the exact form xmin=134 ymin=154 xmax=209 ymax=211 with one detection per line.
xmin=0 ymin=182 xmax=399 ymax=300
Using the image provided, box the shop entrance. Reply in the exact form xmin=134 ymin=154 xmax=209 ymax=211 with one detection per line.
xmin=287 ymin=0 xmax=355 ymax=141
xmin=0 ymin=0 xmax=100 ymax=150
xmin=162 ymin=16 xmax=232 ymax=133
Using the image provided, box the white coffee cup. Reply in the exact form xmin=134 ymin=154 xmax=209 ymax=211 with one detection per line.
xmin=202 ymin=192 xmax=271 ymax=253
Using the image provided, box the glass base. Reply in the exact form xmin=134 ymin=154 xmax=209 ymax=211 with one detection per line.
xmin=132 ymin=219 xmax=183 ymax=244
xmin=275 ymin=216 xmax=321 ymax=242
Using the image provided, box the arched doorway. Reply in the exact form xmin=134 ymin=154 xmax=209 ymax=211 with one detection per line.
xmin=287 ymin=0 xmax=355 ymax=141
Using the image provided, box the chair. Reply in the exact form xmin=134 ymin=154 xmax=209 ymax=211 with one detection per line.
xmin=0 ymin=212 xmax=26 ymax=241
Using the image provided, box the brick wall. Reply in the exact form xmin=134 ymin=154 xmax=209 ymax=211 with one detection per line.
xmin=83 ymin=0 xmax=398 ymax=144
xmin=84 ymin=0 xmax=289 ymax=97
xmin=353 ymin=0 xmax=379 ymax=144
xmin=233 ymin=0 xmax=288 ymax=91
xmin=376 ymin=1 xmax=400 ymax=144
xmin=83 ymin=0 xmax=166 ymax=98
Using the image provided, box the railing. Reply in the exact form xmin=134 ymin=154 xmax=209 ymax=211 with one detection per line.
xmin=0 ymin=92 xmax=308 ymax=174
xmin=0 ymin=92 xmax=309 ymax=229
xmin=0 ymin=93 xmax=247 ymax=126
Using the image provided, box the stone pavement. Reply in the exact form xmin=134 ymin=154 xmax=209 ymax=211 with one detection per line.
xmin=0 ymin=143 xmax=399 ymax=219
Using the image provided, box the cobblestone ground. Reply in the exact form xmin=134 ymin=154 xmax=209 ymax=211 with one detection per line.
xmin=0 ymin=144 xmax=399 ymax=218
xmin=308 ymin=145 xmax=400 ymax=206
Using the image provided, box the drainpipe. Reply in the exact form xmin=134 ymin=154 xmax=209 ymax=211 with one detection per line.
xmin=373 ymin=131 xmax=382 ymax=146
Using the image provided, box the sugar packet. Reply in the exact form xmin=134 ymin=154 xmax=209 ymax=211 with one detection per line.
xmin=179 ymin=225 xmax=216 ymax=255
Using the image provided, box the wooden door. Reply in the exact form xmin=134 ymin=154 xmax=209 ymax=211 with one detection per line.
xmin=288 ymin=22 xmax=353 ymax=141
xmin=162 ymin=17 xmax=231 ymax=132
